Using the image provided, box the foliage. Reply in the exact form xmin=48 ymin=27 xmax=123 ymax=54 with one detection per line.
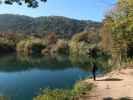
xmin=101 ymin=0 xmax=133 ymax=64
xmin=42 ymin=33 xmax=69 ymax=55
xmin=53 ymin=39 xmax=69 ymax=54
xmin=69 ymin=31 xmax=112 ymax=70
xmin=16 ymin=33 xmax=68 ymax=55
xmin=88 ymin=47 xmax=112 ymax=72
xmin=33 ymin=89 xmax=72 ymax=100
xmin=1 ymin=0 xmax=47 ymax=8
xmin=33 ymin=82 xmax=94 ymax=100
xmin=0 ymin=37 xmax=15 ymax=53
xmin=16 ymin=37 xmax=46 ymax=55
xmin=69 ymin=46 xmax=112 ymax=73
xmin=46 ymin=32 xmax=57 ymax=45
xmin=119 ymin=97 xmax=132 ymax=100
xmin=0 ymin=33 xmax=25 ymax=53
xmin=72 ymin=82 xmax=95 ymax=95
xmin=69 ymin=31 xmax=100 ymax=56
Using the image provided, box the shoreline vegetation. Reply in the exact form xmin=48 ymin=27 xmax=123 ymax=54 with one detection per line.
xmin=0 ymin=31 xmax=101 ymax=56
xmin=0 ymin=0 xmax=133 ymax=99
xmin=33 ymin=66 xmax=133 ymax=100
xmin=33 ymin=81 xmax=95 ymax=100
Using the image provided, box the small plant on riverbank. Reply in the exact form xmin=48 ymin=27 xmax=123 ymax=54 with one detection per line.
xmin=72 ymin=82 xmax=94 ymax=95
xmin=33 ymin=82 xmax=95 ymax=100
xmin=33 ymin=89 xmax=72 ymax=100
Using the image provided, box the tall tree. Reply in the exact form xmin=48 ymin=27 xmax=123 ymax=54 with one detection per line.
xmin=101 ymin=0 xmax=133 ymax=63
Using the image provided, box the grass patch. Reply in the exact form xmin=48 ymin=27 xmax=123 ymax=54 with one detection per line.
xmin=33 ymin=82 xmax=95 ymax=100
xmin=119 ymin=97 xmax=133 ymax=100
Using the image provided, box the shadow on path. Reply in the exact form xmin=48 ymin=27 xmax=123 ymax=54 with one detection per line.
xmin=103 ymin=96 xmax=133 ymax=100
xmin=96 ymin=78 xmax=123 ymax=81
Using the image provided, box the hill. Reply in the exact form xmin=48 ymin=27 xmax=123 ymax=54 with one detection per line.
xmin=0 ymin=14 xmax=101 ymax=37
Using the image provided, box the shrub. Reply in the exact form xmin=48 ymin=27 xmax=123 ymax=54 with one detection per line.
xmin=33 ymin=89 xmax=72 ymax=100
xmin=72 ymin=82 xmax=95 ymax=95
xmin=119 ymin=97 xmax=132 ymax=100
xmin=0 ymin=37 xmax=16 ymax=53
xmin=46 ymin=32 xmax=57 ymax=45
xmin=69 ymin=32 xmax=99 ymax=56
xmin=16 ymin=38 xmax=46 ymax=55
xmin=33 ymin=82 xmax=95 ymax=100
xmin=53 ymin=39 xmax=69 ymax=54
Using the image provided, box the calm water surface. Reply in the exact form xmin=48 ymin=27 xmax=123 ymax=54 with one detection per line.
xmin=0 ymin=54 xmax=103 ymax=100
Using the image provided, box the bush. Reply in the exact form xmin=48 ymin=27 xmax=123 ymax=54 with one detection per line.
xmin=0 ymin=37 xmax=16 ymax=53
xmin=33 ymin=89 xmax=72 ymax=100
xmin=53 ymin=39 xmax=69 ymax=54
xmin=16 ymin=38 xmax=46 ymax=55
xmin=33 ymin=82 xmax=94 ymax=100
xmin=69 ymin=32 xmax=99 ymax=56
xmin=42 ymin=39 xmax=69 ymax=55
xmin=72 ymin=82 xmax=95 ymax=95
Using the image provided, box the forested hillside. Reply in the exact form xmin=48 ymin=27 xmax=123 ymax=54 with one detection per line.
xmin=0 ymin=14 xmax=101 ymax=37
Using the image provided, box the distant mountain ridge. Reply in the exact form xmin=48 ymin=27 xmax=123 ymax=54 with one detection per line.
xmin=0 ymin=14 xmax=101 ymax=37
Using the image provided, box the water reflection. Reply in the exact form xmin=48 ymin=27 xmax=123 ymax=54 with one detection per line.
xmin=0 ymin=54 xmax=74 ymax=72
xmin=0 ymin=53 xmax=109 ymax=72
xmin=0 ymin=54 xmax=92 ymax=72
xmin=0 ymin=53 xmax=109 ymax=100
xmin=0 ymin=54 xmax=92 ymax=100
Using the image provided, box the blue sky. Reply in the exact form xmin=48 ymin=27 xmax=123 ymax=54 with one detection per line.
xmin=0 ymin=0 xmax=117 ymax=21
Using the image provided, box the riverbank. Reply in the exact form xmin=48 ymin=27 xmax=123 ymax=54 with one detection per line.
xmin=82 ymin=66 xmax=133 ymax=100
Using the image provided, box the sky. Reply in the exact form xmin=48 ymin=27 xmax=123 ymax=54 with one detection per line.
xmin=0 ymin=0 xmax=117 ymax=21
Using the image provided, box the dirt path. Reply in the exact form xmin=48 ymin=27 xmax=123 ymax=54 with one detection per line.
xmin=84 ymin=68 xmax=133 ymax=100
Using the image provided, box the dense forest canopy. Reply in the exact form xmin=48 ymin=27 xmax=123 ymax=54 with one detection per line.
xmin=0 ymin=14 xmax=101 ymax=38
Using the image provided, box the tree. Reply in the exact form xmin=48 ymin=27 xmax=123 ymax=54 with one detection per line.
xmin=101 ymin=0 xmax=133 ymax=63
xmin=1 ymin=0 xmax=47 ymax=8
xmin=46 ymin=32 xmax=57 ymax=45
